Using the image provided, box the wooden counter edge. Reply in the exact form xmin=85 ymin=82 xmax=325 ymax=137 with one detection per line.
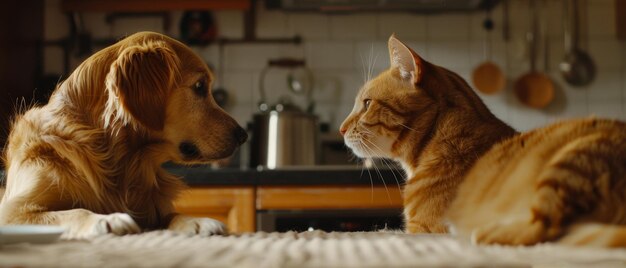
xmin=256 ymin=185 xmax=403 ymax=210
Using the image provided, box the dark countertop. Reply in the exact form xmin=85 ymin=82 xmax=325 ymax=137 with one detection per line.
xmin=1 ymin=166 xmax=407 ymax=186
xmin=167 ymin=165 xmax=405 ymax=186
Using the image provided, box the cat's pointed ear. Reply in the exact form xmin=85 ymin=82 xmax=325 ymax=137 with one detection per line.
xmin=388 ymin=34 xmax=423 ymax=85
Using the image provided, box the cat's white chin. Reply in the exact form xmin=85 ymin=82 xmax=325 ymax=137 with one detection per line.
xmin=344 ymin=137 xmax=394 ymax=159
xmin=346 ymin=144 xmax=370 ymax=158
xmin=343 ymin=139 xmax=372 ymax=158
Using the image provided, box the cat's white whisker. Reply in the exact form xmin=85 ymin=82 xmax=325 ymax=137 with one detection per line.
xmin=362 ymin=138 xmax=404 ymax=194
xmin=352 ymin=121 xmax=404 ymax=195
xmin=356 ymin=142 xmax=375 ymax=201
xmin=371 ymin=45 xmax=380 ymax=82
xmin=358 ymin=128 xmax=374 ymax=135
xmin=359 ymin=52 xmax=368 ymax=84
xmin=381 ymin=158 xmax=404 ymax=192
xmin=359 ymin=140 xmax=393 ymax=204
xmin=359 ymin=129 xmax=375 ymax=137
xmin=356 ymin=123 xmax=376 ymax=135
xmin=398 ymin=122 xmax=422 ymax=133
xmin=368 ymin=43 xmax=376 ymax=82
xmin=368 ymin=45 xmax=372 ymax=82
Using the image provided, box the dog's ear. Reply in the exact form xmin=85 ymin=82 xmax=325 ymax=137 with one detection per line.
xmin=105 ymin=40 xmax=180 ymax=131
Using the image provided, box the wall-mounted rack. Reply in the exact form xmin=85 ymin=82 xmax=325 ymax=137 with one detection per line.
xmin=62 ymin=0 xmax=251 ymax=13
xmin=46 ymin=0 xmax=301 ymax=75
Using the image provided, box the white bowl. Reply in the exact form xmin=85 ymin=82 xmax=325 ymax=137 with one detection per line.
xmin=0 ymin=225 xmax=65 ymax=245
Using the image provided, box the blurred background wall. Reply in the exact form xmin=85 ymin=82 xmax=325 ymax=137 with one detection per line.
xmin=14 ymin=0 xmax=626 ymax=138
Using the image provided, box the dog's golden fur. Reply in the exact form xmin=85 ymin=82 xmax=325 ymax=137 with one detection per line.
xmin=0 ymin=32 xmax=247 ymax=238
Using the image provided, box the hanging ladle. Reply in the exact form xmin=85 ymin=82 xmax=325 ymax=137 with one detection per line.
xmin=559 ymin=0 xmax=596 ymax=86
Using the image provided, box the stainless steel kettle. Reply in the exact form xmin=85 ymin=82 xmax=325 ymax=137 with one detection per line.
xmin=249 ymin=58 xmax=318 ymax=169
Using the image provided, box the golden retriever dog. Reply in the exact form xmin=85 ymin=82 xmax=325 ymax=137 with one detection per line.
xmin=0 ymin=31 xmax=248 ymax=238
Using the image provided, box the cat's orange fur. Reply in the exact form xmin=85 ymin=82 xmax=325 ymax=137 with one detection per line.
xmin=340 ymin=35 xmax=626 ymax=247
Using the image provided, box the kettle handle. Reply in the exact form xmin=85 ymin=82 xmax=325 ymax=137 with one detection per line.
xmin=258 ymin=58 xmax=314 ymax=113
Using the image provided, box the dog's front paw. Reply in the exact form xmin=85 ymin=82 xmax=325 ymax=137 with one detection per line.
xmin=92 ymin=213 xmax=141 ymax=236
xmin=168 ymin=215 xmax=227 ymax=236
xmin=65 ymin=212 xmax=141 ymax=239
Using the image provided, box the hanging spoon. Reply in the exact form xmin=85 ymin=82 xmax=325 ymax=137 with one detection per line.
xmin=559 ymin=0 xmax=596 ymax=86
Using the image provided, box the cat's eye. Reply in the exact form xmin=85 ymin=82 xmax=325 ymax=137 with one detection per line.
xmin=193 ymin=78 xmax=208 ymax=98
xmin=363 ymin=99 xmax=372 ymax=110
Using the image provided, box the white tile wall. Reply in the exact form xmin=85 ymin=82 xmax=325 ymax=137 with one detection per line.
xmin=329 ymin=14 xmax=378 ymax=40
xmin=43 ymin=0 xmax=626 ymax=132
xmin=306 ymin=41 xmax=355 ymax=70
xmin=427 ymin=13 xmax=472 ymax=41
xmin=256 ymin=1 xmax=289 ymax=38
xmin=377 ymin=13 xmax=427 ymax=40
xmin=214 ymin=11 xmax=245 ymax=38
xmin=224 ymin=44 xmax=281 ymax=70
xmin=287 ymin=13 xmax=331 ymax=40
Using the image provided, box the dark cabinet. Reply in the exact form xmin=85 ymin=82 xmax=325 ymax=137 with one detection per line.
xmin=0 ymin=1 xmax=44 ymax=156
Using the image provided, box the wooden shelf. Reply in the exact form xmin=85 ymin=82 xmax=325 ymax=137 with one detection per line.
xmin=62 ymin=0 xmax=250 ymax=12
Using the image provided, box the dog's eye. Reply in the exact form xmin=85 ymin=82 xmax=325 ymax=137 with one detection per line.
xmin=193 ymin=79 xmax=208 ymax=97
xmin=363 ymin=99 xmax=371 ymax=110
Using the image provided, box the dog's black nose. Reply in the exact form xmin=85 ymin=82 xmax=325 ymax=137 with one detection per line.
xmin=234 ymin=127 xmax=248 ymax=145
xmin=179 ymin=141 xmax=200 ymax=159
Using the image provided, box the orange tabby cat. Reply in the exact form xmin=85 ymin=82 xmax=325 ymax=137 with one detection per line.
xmin=340 ymin=35 xmax=626 ymax=247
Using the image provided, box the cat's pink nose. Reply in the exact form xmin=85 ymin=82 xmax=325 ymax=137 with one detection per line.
xmin=339 ymin=128 xmax=347 ymax=136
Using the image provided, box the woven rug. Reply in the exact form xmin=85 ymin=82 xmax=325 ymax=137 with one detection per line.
xmin=1 ymin=230 xmax=626 ymax=267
